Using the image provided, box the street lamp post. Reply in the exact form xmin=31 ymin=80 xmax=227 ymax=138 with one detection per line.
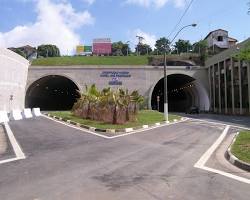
xmin=163 ymin=23 xmax=197 ymax=121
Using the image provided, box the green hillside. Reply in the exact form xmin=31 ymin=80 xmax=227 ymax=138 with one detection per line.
xmin=31 ymin=56 xmax=150 ymax=66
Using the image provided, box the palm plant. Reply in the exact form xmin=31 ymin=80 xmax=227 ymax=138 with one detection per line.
xmin=83 ymin=84 xmax=100 ymax=119
xmin=109 ymin=89 xmax=125 ymax=124
xmin=119 ymin=88 xmax=132 ymax=121
xmin=72 ymin=85 xmax=144 ymax=124
xmin=131 ymin=90 xmax=144 ymax=114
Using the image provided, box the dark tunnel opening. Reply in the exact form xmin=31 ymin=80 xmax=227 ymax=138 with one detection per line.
xmin=26 ymin=75 xmax=80 ymax=111
xmin=151 ymin=74 xmax=196 ymax=112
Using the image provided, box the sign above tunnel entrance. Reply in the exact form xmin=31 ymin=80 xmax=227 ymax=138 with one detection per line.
xmin=100 ymin=71 xmax=131 ymax=85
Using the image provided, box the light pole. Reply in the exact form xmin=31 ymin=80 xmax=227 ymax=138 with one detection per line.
xmin=163 ymin=23 xmax=197 ymax=121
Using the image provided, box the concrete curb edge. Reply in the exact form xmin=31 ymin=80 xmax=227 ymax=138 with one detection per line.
xmin=45 ymin=113 xmax=187 ymax=134
xmin=225 ymin=132 xmax=250 ymax=172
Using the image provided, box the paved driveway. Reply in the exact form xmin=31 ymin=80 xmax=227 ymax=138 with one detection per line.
xmin=0 ymin=117 xmax=249 ymax=200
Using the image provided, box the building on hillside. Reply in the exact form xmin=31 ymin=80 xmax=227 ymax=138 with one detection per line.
xmin=8 ymin=45 xmax=37 ymax=61
xmin=92 ymin=38 xmax=112 ymax=56
xmin=204 ymin=29 xmax=238 ymax=54
xmin=206 ymin=38 xmax=250 ymax=115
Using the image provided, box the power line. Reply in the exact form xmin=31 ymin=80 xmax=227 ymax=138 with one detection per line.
xmin=167 ymin=0 xmax=196 ymax=40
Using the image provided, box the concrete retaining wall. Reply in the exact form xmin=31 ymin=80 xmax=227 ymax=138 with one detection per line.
xmin=27 ymin=65 xmax=210 ymax=110
xmin=0 ymin=49 xmax=29 ymax=112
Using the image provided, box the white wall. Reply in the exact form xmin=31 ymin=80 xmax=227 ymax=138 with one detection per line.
xmin=0 ymin=49 xmax=29 ymax=112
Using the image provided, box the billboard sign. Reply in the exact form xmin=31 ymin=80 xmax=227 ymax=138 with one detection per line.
xmin=76 ymin=45 xmax=92 ymax=55
xmin=84 ymin=46 xmax=92 ymax=54
xmin=76 ymin=45 xmax=84 ymax=55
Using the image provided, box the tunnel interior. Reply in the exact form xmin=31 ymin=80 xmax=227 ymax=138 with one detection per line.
xmin=151 ymin=74 xmax=196 ymax=112
xmin=26 ymin=75 xmax=80 ymax=111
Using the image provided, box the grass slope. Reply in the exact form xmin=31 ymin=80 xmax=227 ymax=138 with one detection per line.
xmin=32 ymin=56 xmax=149 ymax=66
xmin=49 ymin=110 xmax=180 ymax=129
xmin=231 ymin=131 xmax=250 ymax=163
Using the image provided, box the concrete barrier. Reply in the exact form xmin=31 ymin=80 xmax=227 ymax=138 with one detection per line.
xmin=32 ymin=108 xmax=41 ymax=116
xmin=10 ymin=110 xmax=23 ymax=121
xmin=22 ymin=108 xmax=33 ymax=119
xmin=0 ymin=111 xmax=9 ymax=123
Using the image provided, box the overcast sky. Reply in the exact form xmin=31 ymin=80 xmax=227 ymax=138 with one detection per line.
xmin=0 ymin=0 xmax=249 ymax=54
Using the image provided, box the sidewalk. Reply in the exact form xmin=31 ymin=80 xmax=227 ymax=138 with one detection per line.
xmin=0 ymin=124 xmax=7 ymax=155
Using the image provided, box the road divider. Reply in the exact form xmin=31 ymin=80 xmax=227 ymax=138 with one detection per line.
xmin=10 ymin=109 xmax=23 ymax=121
xmin=22 ymin=108 xmax=33 ymax=119
xmin=32 ymin=108 xmax=42 ymax=117
xmin=0 ymin=111 xmax=9 ymax=123
xmin=43 ymin=113 xmax=188 ymax=139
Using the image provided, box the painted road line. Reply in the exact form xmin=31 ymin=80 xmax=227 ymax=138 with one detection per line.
xmin=194 ymin=125 xmax=250 ymax=184
xmin=189 ymin=118 xmax=250 ymax=131
xmin=201 ymin=166 xmax=250 ymax=184
xmin=43 ymin=115 xmax=188 ymax=139
xmin=0 ymin=122 xmax=26 ymax=165
xmin=42 ymin=115 xmax=111 ymax=139
xmin=108 ymin=119 xmax=189 ymax=139
xmin=195 ymin=125 xmax=230 ymax=167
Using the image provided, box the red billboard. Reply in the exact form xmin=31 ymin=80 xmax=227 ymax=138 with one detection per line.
xmin=93 ymin=38 xmax=112 ymax=55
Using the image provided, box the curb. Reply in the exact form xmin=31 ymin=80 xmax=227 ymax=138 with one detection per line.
xmin=225 ymin=132 xmax=250 ymax=172
xmin=45 ymin=113 xmax=187 ymax=134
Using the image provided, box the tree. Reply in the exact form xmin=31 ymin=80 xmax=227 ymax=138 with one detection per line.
xmin=131 ymin=90 xmax=144 ymax=114
xmin=193 ymin=40 xmax=208 ymax=64
xmin=173 ymin=39 xmax=192 ymax=54
xmin=236 ymin=41 xmax=250 ymax=61
xmin=37 ymin=44 xmax=60 ymax=58
xmin=155 ymin=37 xmax=170 ymax=55
xmin=248 ymin=1 xmax=250 ymax=14
xmin=112 ymin=41 xmax=131 ymax=56
xmin=119 ymin=89 xmax=132 ymax=121
xmin=135 ymin=44 xmax=152 ymax=55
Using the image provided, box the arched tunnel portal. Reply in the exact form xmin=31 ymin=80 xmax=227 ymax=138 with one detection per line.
xmin=151 ymin=74 xmax=209 ymax=112
xmin=26 ymin=75 xmax=80 ymax=111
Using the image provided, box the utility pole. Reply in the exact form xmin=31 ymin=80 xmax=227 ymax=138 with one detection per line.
xmin=126 ymin=41 xmax=130 ymax=56
xmin=136 ymin=35 xmax=144 ymax=56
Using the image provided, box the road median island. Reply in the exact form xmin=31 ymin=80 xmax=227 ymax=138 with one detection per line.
xmin=45 ymin=110 xmax=183 ymax=137
xmin=225 ymin=131 xmax=250 ymax=172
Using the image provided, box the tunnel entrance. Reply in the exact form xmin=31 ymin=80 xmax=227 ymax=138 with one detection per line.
xmin=26 ymin=75 xmax=80 ymax=111
xmin=151 ymin=74 xmax=197 ymax=112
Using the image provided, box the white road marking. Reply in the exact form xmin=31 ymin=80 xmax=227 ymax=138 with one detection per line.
xmin=0 ymin=122 xmax=26 ymax=165
xmin=108 ymin=119 xmax=189 ymax=139
xmin=42 ymin=115 xmax=111 ymax=139
xmin=195 ymin=125 xmax=230 ymax=167
xmin=200 ymin=166 xmax=250 ymax=184
xmin=194 ymin=125 xmax=250 ymax=184
xmin=189 ymin=118 xmax=250 ymax=130
xmin=43 ymin=115 xmax=188 ymax=139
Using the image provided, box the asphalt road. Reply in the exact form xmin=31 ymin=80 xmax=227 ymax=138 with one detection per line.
xmin=177 ymin=113 xmax=250 ymax=128
xmin=0 ymin=116 xmax=249 ymax=200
